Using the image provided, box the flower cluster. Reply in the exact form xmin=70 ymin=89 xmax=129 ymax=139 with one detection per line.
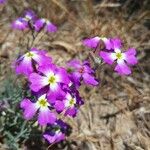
xmin=12 ymin=10 xmax=57 ymax=32
xmin=13 ymin=10 xmax=138 ymax=146
xmin=14 ymin=47 xmax=98 ymax=144
xmin=83 ymin=37 xmax=138 ymax=75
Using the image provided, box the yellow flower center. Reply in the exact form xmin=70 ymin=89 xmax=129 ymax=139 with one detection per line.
xmin=38 ymin=99 xmax=48 ymax=108
xmin=26 ymin=52 xmax=34 ymax=58
xmin=116 ymin=53 xmax=122 ymax=59
xmin=48 ymin=76 xmax=56 ymax=84
xmin=69 ymin=98 xmax=75 ymax=106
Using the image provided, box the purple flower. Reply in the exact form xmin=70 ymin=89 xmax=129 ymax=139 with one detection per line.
xmin=24 ymin=10 xmax=37 ymax=21
xmin=100 ymin=48 xmax=138 ymax=75
xmin=20 ymin=94 xmax=56 ymax=126
xmin=43 ymin=119 xmax=68 ymax=144
xmin=12 ymin=17 xmax=28 ymax=30
xmin=83 ymin=36 xmax=112 ymax=50
xmin=29 ymin=65 xmax=70 ymax=98
xmin=34 ymin=18 xmax=57 ymax=33
xmin=67 ymin=59 xmax=99 ymax=86
xmin=0 ymin=0 xmax=6 ymax=4
xmin=54 ymin=91 xmax=84 ymax=117
xmin=15 ymin=48 xmax=52 ymax=76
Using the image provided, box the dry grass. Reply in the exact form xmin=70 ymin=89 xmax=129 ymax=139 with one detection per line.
xmin=0 ymin=0 xmax=150 ymax=150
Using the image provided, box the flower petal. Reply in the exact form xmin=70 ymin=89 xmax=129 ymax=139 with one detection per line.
xmin=83 ymin=73 xmax=99 ymax=86
xmin=67 ymin=59 xmax=81 ymax=69
xmin=15 ymin=56 xmax=33 ymax=77
xmin=99 ymin=51 xmax=116 ymax=65
xmin=29 ymin=73 xmax=48 ymax=92
xmin=83 ymin=37 xmax=100 ymax=48
xmin=46 ymin=22 xmax=57 ymax=32
xmin=54 ymin=100 xmax=65 ymax=112
xmin=32 ymin=49 xmax=52 ymax=66
xmin=43 ymin=133 xmax=65 ymax=144
xmin=65 ymin=107 xmax=77 ymax=117
xmin=57 ymin=67 xmax=70 ymax=84
xmin=124 ymin=48 xmax=138 ymax=65
xmin=111 ymin=38 xmax=122 ymax=50
xmin=115 ymin=61 xmax=131 ymax=75
xmin=34 ymin=19 xmax=45 ymax=31
xmin=38 ymin=109 xmax=56 ymax=126
xmin=20 ymin=98 xmax=38 ymax=120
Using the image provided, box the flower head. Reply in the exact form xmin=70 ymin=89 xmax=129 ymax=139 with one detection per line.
xmin=100 ymin=48 xmax=138 ymax=75
xmin=20 ymin=94 xmax=56 ymax=126
xmin=24 ymin=10 xmax=37 ymax=21
xmin=29 ymin=64 xmax=70 ymax=101
xmin=15 ymin=48 xmax=52 ymax=76
xmin=34 ymin=18 xmax=57 ymax=33
xmin=12 ymin=17 xmax=28 ymax=30
xmin=43 ymin=119 xmax=68 ymax=144
xmin=67 ymin=59 xmax=99 ymax=86
xmin=83 ymin=36 xmax=112 ymax=50
xmin=54 ymin=90 xmax=84 ymax=117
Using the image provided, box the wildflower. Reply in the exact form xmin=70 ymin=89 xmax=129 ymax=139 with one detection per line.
xmin=67 ymin=59 xmax=99 ymax=86
xmin=20 ymin=94 xmax=56 ymax=126
xmin=43 ymin=119 xmax=68 ymax=144
xmin=63 ymin=92 xmax=83 ymax=117
xmin=34 ymin=18 xmax=57 ymax=33
xmin=29 ymin=65 xmax=70 ymax=96
xmin=12 ymin=17 xmax=28 ymax=30
xmin=15 ymin=48 xmax=52 ymax=76
xmin=100 ymin=48 xmax=138 ymax=75
xmin=83 ymin=36 xmax=112 ymax=50
xmin=54 ymin=90 xmax=84 ymax=117
xmin=24 ymin=10 xmax=37 ymax=21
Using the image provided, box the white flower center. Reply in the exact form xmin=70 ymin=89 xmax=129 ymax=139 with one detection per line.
xmin=36 ymin=95 xmax=50 ymax=109
xmin=65 ymin=96 xmax=76 ymax=107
